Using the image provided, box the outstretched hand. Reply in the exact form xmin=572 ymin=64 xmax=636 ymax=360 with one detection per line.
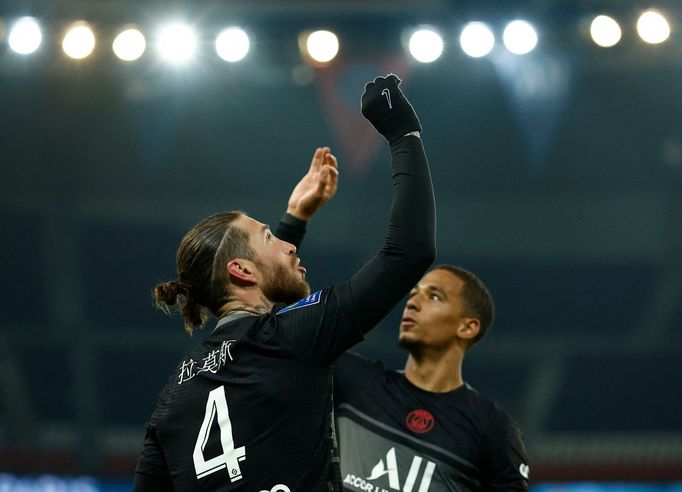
xmin=286 ymin=147 xmax=339 ymax=221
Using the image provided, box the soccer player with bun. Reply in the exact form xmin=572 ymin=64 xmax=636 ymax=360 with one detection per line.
xmin=133 ymin=74 xmax=436 ymax=491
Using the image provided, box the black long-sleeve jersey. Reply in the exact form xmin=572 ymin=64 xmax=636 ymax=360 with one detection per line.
xmin=134 ymin=136 xmax=435 ymax=491
xmin=334 ymin=353 xmax=530 ymax=492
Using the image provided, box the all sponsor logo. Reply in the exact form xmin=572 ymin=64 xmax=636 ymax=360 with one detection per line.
xmin=344 ymin=447 xmax=435 ymax=492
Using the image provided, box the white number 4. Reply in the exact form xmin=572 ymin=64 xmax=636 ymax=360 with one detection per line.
xmin=193 ymin=386 xmax=246 ymax=482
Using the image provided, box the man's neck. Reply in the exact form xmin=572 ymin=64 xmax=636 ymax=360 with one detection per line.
xmin=218 ymin=291 xmax=273 ymax=318
xmin=403 ymin=348 xmax=465 ymax=393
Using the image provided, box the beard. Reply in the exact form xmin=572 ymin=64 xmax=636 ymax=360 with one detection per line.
xmin=398 ymin=334 xmax=424 ymax=352
xmin=259 ymin=260 xmax=311 ymax=305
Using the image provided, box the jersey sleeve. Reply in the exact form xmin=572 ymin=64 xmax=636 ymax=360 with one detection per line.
xmin=481 ymin=412 xmax=530 ymax=491
xmin=333 ymin=351 xmax=378 ymax=401
xmin=275 ymin=212 xmax=308 ymax=249
xmin=271 ymin=282 xmax=364 ymax=365
xmin=347 ymin=136 xmax=436 ymax=332
xmin=134 ymin=426 xmax=174 ymax=492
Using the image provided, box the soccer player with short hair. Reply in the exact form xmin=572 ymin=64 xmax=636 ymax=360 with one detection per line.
xmin=333 ymin=266 xmax=530 ymax=491
xmin=133 ymin=75 xmax=436 ymax=491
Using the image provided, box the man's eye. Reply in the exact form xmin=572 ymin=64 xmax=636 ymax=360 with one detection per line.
xmin=430 ymin=294 xmax=441 ymax=301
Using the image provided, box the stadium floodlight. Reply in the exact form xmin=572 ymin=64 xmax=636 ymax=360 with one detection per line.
xmin=8 ymin=17 xmax=42 ymax=55
xmin=590 ymin=15 xmax=622 ymax=48
xmin=460 ymin=22 xmax=495 ymax=58
xmin=637 ymin=10 xmax=671 ymax=44
xmin=113 ymin=28 xmax=146 ymax=61
xmin=215 ymin=27 xmax=250 ymax=62
xmin=408 ymin=28 xmax=444 ymax=63
xmin=503 ymin=20 xmax=538 ymax=55
xmin=303 ymin=30 xmax=339 ymax=63
xmin=158 ymin=23 xmax=197 ymax=63
xmin=62 ymin=23 xmax=96 ymax=59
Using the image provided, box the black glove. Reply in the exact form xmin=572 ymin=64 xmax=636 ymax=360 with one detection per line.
xmin=361 ymin=74 xmax=422 ymax=144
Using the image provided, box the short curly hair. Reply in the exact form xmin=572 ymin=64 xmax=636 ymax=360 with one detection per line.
xmin=430 ymin=265 xmax=495 ymax=349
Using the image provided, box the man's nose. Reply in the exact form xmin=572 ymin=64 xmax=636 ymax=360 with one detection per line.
xmin=406 ymin=296 xmax=420 ymax=311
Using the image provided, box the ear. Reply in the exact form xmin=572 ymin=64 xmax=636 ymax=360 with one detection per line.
xmin=456 ymin=318 xmax=480 ymax=342
xmin=227 ymin=258 xmax=258 ymax=285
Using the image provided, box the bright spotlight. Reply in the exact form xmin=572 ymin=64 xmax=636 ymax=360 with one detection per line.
xmin=408 ymin=28 xmax=444 ymax=63
xmin=637 ymin=10 xmax=671 ymax=44
xmin=62 ymin=24 xmax=96 ymax=59
xmin=304 ymin=30 xmax=339 ymax=63
xmin=158 ymin=23 xmax=197 ymax=63
xmin=113 ymin=28 xmax=146 ymax=61
xmin=8 ymin=17 xmax=42 ymax=55
xmin=503 ymin=20 xmax=538 ymax=55
xmin=215 ymin=27 xmax=250 ymax=62
xmin=460 ymin=22 xmax=495 ymax=58
xmin=590 ymin=15 xmax=621 ymax=48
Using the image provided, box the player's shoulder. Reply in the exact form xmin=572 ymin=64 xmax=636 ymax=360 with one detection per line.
xmin=336 ymin=350 xmax=386 ymax=371
xmin=275 ymin=289 xmax=326 ymax=315
xmin=460 ymin=383 xmax=518 ymax=426
xmin=273 ymin=283 xmax=352 ymax=318
xmin=334 ymin=351 xmax=389 ymax=387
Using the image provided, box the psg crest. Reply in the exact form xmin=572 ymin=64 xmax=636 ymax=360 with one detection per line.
xmin=405 ymin=409 xmax=435 ymax=434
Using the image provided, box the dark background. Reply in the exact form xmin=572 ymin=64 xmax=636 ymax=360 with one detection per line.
xmin=1 ymin=0 xmax=681 ymax=482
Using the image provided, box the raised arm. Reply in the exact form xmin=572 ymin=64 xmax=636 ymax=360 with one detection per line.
xmin=349 ymin=74 xmax=436 ymax=332
xmin=271 ymin=75 xmax=435 ymax=366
